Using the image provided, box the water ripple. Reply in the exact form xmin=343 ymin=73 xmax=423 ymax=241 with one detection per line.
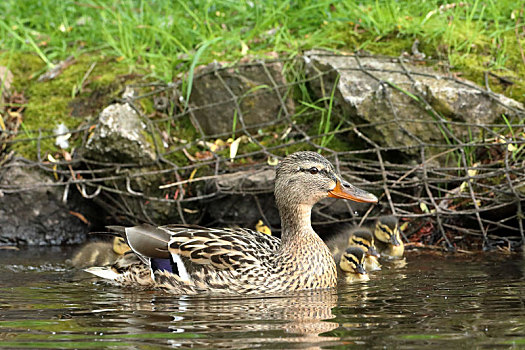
xmin=0 ymin=248 xmax=524 ymax=348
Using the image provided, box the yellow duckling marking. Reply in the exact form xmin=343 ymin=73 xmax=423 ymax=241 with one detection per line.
xmin=339 ymin=246 xmax=369 ymax=282
xmin=364 ymin=255 xmax=381 ymax=271
xmin=255 ymin=220 xmax=272 ymax=235
xmin=325 ymin=226 xmax=381 ymax=273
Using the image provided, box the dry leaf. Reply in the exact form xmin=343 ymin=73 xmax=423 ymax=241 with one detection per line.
xmin=69 ymin=211 xmax=89 ymax=224
xmin=195 ymin=150 xmax=213 ymax=160
xmin=230 ymin=137 xmax=242 ymax=161
xmin=188 ymin=168 xmax=198 ymax=181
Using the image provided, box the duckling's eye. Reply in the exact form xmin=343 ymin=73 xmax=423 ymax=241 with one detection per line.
xmin=309 ymin=167 xmax=319 ymax=175
xmin=344 ymin=254 xmax=358 ymax=267
xmin=380 ymin=226 xmax=391 ymax=235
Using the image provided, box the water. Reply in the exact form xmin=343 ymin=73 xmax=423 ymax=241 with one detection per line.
xmin=1 ymin=247 xmax=524 ymax=349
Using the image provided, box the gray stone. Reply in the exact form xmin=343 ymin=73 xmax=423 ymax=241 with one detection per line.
xmin=188 ymin=61 xmax=295 ymax=136
xmin=304 ymin=50 xmax=524 ymax=155
xmin=84 ymin=103 xmax=156 ymax=164
xmin=206 ymin=193 xmax=280 ymax=228
xmin=215 ymin=168 xmax=276 ymax=193
xmin=205 ymin=167 xmax=372 ymax=232
xmin=206 ymin=168 xmax=279 ymax=226
xmin=0 ymin=162 xmax=93 ymax=245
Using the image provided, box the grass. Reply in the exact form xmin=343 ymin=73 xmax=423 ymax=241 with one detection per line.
xmin=0 ymin=0 xmax=524 ymax=160
xmin=0 ymin=1 xmax=523 ymax=83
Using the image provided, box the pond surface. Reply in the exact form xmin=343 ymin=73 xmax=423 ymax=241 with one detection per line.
xmin=0 ymin=247 xmax=524 ymax=349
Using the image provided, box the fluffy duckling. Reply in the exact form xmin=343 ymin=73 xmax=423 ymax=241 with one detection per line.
xmin=373 ymin=216 xmax=404 ymax=258
xmin=69 ymin=237 xmax=131 ymax=268
xmin=349 ymin=228 xmax=381 ymax=271
xmin=339 ymin=246 xmax=369 ymax=282
xmin=325 ymin=226 xmax=381 ymax=272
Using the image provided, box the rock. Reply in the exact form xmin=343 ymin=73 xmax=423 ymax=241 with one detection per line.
xmin=206 ymin=168 xmax=279 ymax=226
xmin=188 ymin=60 xmax=295 ymax=136
xmin=84 ymin=103 xmax=156 ymax=164
xmin=204 ymin=167 xmax=373 ymax=233
xmin=304 ymin=50 xmax=524 ymax=155
xmin=206 ymin=193 xmax=281 ymax=228
xmin=0 ymin=162 xmax=96 ymax=245
xmin=215 ymin=168 xmax=276 ymax=193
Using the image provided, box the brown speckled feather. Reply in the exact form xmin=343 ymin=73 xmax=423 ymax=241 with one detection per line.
xmin=162 ymin=226 xmax=280 ymax=270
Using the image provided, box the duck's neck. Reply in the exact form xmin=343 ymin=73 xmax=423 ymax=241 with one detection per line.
xmin=277 ymin=202 xmax=337 ymax=289
xmin=279 ymin=203 xmax=316 ymax=246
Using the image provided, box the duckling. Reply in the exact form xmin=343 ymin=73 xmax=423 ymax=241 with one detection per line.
xmin=69 ymin=237 xmax=131 ymax=268
xmin=348 ymin=228 xmax=381 ymax=271
xmin=325 ymin=226 xmax=381 ymax=272
xmin=339 ymin=246 xmax=369 ymax=282
xmin=373 ymin=216 xmax=404 ymax=258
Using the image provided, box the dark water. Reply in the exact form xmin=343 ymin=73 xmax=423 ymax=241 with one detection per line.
xmin=1 ymin=247 xmax=524 ymax=349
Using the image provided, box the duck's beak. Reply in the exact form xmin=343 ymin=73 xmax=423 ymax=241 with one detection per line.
xmin=390 ymin=230 xmax=401 ymax=246
xmin=328 ymin=179 xmax=378 ymax=203
xmin=355 ymin=263 xmax=367 ymax=275
xmin=368 ymin=245 xmax=380 ymax=258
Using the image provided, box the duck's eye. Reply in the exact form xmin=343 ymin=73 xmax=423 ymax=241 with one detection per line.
xmin=309 ymin=167 xmax=319 ymax=175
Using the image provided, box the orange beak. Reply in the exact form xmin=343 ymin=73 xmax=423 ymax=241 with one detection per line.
xmin=328 ymin=180 xmax=378 ymax=203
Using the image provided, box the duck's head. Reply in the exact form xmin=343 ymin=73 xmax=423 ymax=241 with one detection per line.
xmin=374 ymin=216 xmax=401 ymax=246
xmin=339 ymin=246 xmax=367 ymax=275
xmin=275 ymin=151 xmax=378 ymax=211
xmin=349 ymin=228 xmax=380 ymax=258
xmin=112 ymin=237 xmax=131 ymax=255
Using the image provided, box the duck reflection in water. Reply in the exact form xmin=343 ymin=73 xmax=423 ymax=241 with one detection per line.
xmin=79 ymin=289 xmax=343 ymax=348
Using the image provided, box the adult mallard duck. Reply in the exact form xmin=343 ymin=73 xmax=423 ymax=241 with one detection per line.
xmin=325 ymin=226 xmax=381 ymax=272
xmin=86 ymin=151 xmax=378 ymax=295
xmin=373 ymin=216 xmax=404 ymax=258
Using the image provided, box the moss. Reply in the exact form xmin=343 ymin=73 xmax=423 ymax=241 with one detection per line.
xmin=2 ymin=27 xmax=523 ymax=164
xmin=332 ymin=28 xmax=525 ymax=105
xmin=0 ymin=52 xmax=146 ymax=159
xmin=452 ymin=33 xmax=525 ymax=104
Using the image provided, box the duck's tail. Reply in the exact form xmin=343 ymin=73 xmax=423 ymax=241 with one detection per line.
xmin=84 ymin=266 xmax=121 ymax=281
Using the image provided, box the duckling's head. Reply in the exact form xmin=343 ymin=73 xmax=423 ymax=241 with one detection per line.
xmin=349 ymin=228 xmax=380 ymax=258
xmin=112 ymin=237 xmax=131 ymax=255
xmin=339 ymin=246 xmax=367 ymax=275
xmin=275 ymin=152 xmax=378 ymax=212
xmin=374 ymin=216 xmax=401 ymax=246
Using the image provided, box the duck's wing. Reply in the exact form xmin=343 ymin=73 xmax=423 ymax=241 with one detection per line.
xmin=159 ymin=225 xmax=281 ymax=270
xmin=101 ymin=224 xmax=172 ymax=266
